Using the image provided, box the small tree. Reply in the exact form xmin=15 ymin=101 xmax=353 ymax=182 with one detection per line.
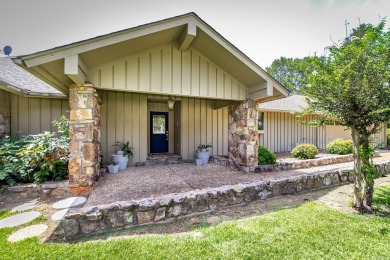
xmin=305 ymin=20 xmax=390 ymax=213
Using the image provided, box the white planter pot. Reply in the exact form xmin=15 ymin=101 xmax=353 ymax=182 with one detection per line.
xmin=114 ymin=156 xmax=129 ymax=171
xmin=116 ymin=150 xmax=124 ymax=155
xmin=107 ymin=164 xmax=119 ymax=174
xmin=196 ymin=159 xmax=203 ymax=166
xmin=197 ymin=151 xmax=210 ymax=165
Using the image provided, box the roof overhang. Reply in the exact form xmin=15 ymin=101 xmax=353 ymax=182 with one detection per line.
xmin=0 ymin=81 xmax=66 ymax=98
xmin=15 ymin=13 xmax=289 ymax=101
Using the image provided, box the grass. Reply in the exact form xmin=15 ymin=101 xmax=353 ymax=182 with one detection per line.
xmin=1 ymin=188 xmax=390 ymax=259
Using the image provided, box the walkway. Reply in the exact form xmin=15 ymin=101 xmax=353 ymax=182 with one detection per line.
xmin=86 ymin=151 xmax=390 ymax=207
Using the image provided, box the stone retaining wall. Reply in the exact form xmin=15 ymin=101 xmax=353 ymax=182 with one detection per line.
xmin=52 ymin=161 xmax=390 ymax=240
xmin=0 ymin=181 xmax=69 ymax=204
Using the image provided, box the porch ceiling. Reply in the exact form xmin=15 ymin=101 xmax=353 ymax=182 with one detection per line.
xmin=14 ymin=13 xmax=289 ymax=101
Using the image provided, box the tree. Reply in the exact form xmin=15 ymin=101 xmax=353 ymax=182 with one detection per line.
xmin=305 ymin=20 xmax=390 ymax=212
xmin=266 ymin=56 xmax=323 ymax=94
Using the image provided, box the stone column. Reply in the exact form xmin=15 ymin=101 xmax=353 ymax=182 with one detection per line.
xmin=228 ymin=99 xmax=258 ymax=173
xmin=0 ymin=112 xmax=10 ymax=140
xmin=68 ymin=83 xmax=101 ymax=195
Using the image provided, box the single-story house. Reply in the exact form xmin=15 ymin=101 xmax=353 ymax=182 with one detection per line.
xmin=257 ymin=95 xmax=387 ymax=152
xmin=1 ymin=13 xmax=289 ymax=194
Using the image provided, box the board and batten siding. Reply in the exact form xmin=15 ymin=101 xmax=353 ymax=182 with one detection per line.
xmin=259 ymin=111 xmax=326 ymax=152
xmin=99 ymin=90 xmax=228 ymax=165
xmin=9 ymin=93 xmax=69 ymax=136
xmin=259 ymin=111 xmax=387 ymax=153
xmin=0 ymin=89 xmax=11 ymax=113
xmin=89 ymin=43 xmax=247 ymax=100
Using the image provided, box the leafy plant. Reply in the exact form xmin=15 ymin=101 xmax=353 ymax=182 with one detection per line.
xmin=326 ymin=139 xmax=353 ymax=155
xmin=387 ymin=129 xmax=390 ymax=146
xmin=258 ymin=146 xmax=276 ymax=165
xmin=196 ymin=143 xmax=213 ymax=152
xmin=0 ymin=117 xmax=69 ymax=187
xmin=113 ymin=141 xmax=133 ymax=157
xmin=291 ymin=144 xmax=318 ymax=159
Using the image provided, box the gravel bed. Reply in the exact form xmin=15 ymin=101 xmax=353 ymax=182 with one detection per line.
xmin=86 ymin=151 xmax=390 ymax=207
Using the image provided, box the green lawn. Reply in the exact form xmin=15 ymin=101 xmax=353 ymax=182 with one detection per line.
xmin=1 ymin=187 xmax=390 ymax=259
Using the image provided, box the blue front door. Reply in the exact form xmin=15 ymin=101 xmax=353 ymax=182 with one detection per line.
xmin=150 ymin=112 xmax=169 ymax=153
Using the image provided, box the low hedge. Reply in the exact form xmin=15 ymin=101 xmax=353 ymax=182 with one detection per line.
xmin=326 ymin=138 xmax=353 ymax=155
xmin=258 ymin=146 xmax=276 ymax=165
xmin=291 ymin=143 xmax=318 ymax=159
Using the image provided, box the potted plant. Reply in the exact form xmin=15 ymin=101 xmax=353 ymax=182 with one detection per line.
xmin=112 ymin=141 xmax=133 ymax=171
xmin=196 ymin=143 xmax=212 ymax=165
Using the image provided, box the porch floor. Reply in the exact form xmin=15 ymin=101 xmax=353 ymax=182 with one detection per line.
xmin=86 ymin=151 xmax=390 ymax=207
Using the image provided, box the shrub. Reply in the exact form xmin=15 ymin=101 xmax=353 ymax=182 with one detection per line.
xmin=0 ymin=116 xmax=69 ymax=187
xmin=326 ymin=138 xmax=353 ymax=155
xmin=258 ymin=146 xmax=276 ymax=165
xmin=387 ymin=129 xmax=390 ymax=146
xmin=291 ymin=144 xmax=318 ymax=159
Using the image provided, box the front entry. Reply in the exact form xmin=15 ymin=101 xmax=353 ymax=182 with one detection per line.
xmin=150 ymin=112 xmax=169 ymax=153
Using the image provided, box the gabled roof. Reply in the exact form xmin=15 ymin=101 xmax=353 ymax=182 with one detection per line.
xmin=258 ymin=95 xmax=309 ymax=113
xmin=0 ymin=57 xmax=65 ymax=97
xmin=13 ymin=12 xmax=289 ymax=101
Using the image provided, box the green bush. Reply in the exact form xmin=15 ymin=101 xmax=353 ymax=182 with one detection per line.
xmin=291 ymin=143 xmax=318 ymax=159
xmin=258 ymin=146 xmax=276 ymax=165
xmin=0 ymin=116 xmax=69 ymax=187
xmin=387 ymin=129 xmax=390 ymax=146
xmin=326 ymin=138 xmax=353 ymax=155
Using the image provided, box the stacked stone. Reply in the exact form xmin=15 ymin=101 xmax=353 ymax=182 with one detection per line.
xmin=68 ymin=84 xmax=101 ymax=195
xmin=228 ymin=100 xmax=259 ymax=172
xmin=0 ymin=181 xmax=69 ymax=205
xmin=0 ymin=111 xmax=10 ymax=140
xmin=51 ymin=160 xmax=390 ymax=240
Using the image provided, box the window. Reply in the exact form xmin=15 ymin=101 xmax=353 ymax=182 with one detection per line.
xmin=152 ymin=115 xmax=165 ymax=134
xmin=258 ymin=112 xmax=264 ymax=131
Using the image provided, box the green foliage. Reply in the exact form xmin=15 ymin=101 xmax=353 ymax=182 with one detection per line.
xmin=326 ymin=139 xmax=353 ymax=155
xmin=266 ymin=56 xmax=323 ymax=94
xmin=258 ymin=146 xmax=276 ymax=165
xmin=196 ymin=143 xmax=213 ymax=152
xmin=0 ymin=117 xmax=69 ymax=187
xmin=291 ymin=143 xmax=318 ymax=159
xmin=387 ymin=129 xmax=390 ymax=146
xmin=302 ymin=20 xmax=390 ymax=210
xmin=113 ymin=141 xmax=133 ymax=157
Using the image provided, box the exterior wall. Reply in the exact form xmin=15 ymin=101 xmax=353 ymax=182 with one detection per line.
xmin=99 ymin=90 xmax=228 ymax=165
xmin=89 ymin=43 xmax=248 ymax=100
xmin=259 ymin=111 xmax=387 ymax=153
xmin=0 ymin=89 xmax=11 ymax=139
xmin=259 ymin=111 xmax=325 ymax=152
xmin=9 ymin=93 xmax=69 ymax=136
xmin=180 ymin=97 xmax=228 ymax=160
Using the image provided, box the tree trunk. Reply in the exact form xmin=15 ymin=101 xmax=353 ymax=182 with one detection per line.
xmin=351 ymin=127 xmax=374 ymax=213
xmin=351 ymin=127 xmax=363 ymax=209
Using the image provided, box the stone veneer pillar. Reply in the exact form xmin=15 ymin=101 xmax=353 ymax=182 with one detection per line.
xmin=68 ymin=83 xmax=101 ymax=195
xmin=228 ymin=99 xmax=259 ymax=172
xmin=0 ymin=112 xmax=10 ymax=140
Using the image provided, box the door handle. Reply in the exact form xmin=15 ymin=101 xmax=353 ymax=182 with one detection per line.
xmin=166 ymin=131 xmax=169 ymax=141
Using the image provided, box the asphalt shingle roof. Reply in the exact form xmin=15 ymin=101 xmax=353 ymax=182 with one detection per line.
xmin=0 ymin=57 xmax=65 ymax=96
xmin=258 ymin=95 xmax=309 ymax=112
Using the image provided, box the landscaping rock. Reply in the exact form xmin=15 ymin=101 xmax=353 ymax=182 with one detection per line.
xmin=52 ymin=209 xmax=69 ymax=221
xmin=7 ymin=224 xmax=48 ymax=242
xmin=11 ymin=202 xmax=37 ymax=213
xmin=52 ymin=197 xmax=87 ymax=209
xmin=0 ymin=211 xmax=41 ymax=228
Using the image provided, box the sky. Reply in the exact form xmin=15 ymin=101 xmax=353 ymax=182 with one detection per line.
xmin=0 ymin=0 xmax=388 ymax=68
